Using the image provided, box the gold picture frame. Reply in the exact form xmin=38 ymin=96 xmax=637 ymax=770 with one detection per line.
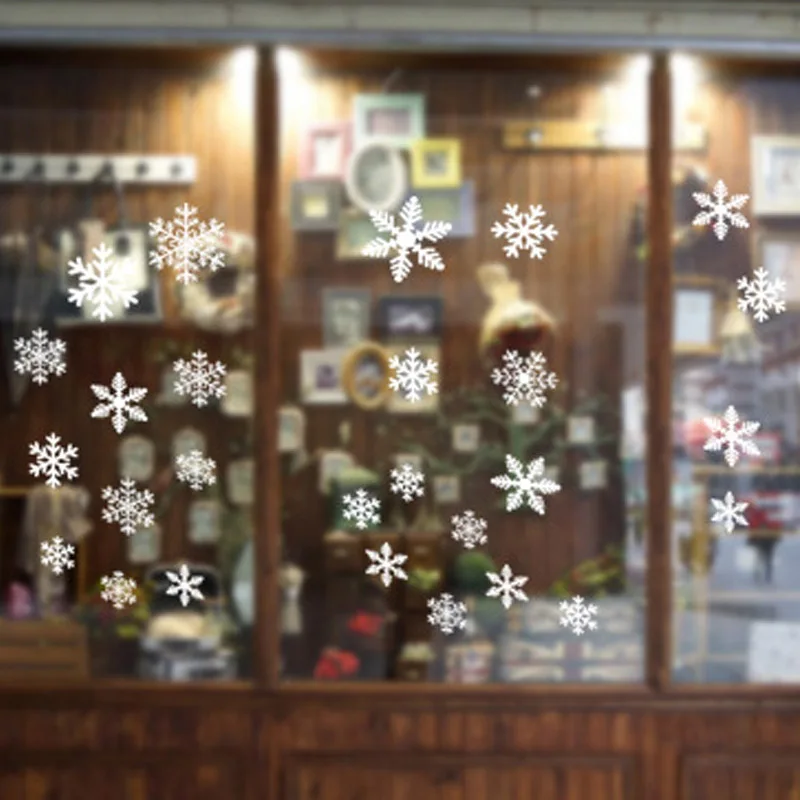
xmin=410 ymin=138 xmax=462 ymax=189
xmin=673 ymin=274 xmax=725 ymax=357
xmin=342 ymin=341 xmax=392 ymax=410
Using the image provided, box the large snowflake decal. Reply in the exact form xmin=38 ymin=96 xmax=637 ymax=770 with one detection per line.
xmin=710 ymin=491 xmax=750 ymax=534
xmin=491 ymin=349 xmax=558 ymax=407
xmin=491 ymin=202 xmax=558 ymax=260
xmin=165 ymin=563 xmax=205 ymax=608
xmin=451 ymin=509 xmax=488 ymax=549
xmin=100 ymin=571 xmax=138 ymax=610
xmin=389 ymin=463 xmax=425 ymax=502
xmin=66 ymin=242 xmax=139 ymax=322
xmin=40 ymin=536 xmax=75 ymax=575
xmin=149 ymin=202 xmax=226 ymax=285
xmin=175 ymin=449 xmax=217 ymax=491
xmin=486 ymin=563 xmax=529 ymax=609
xmin=13 ymin=328 xmax=67 ymax=385
xmin=559 ymin=595 xmax=598 ymax=636
xmin=362 ymin=195 xmax=452 ymax=283
xmin=342 ymin=488 xmax=381 ymax=530
xmin=491 ymin=454 xmax=561 ymax=513
xmin=365 ymin=541 xmax=408 ymax=587
xmin=90 ymin=371 xmax=148 ymax=434
xmin=427 ymin=592 xmax=468 ymax=635
xmin=737 ymin=267 xmax=786 ymax=323
xmin=692 ymin=179 xmax=749 ymax=241
xmin=388 ymin=347 xmax=438 ymax=402
xmin=703 ymin=405 xmax=761 ymax=468
xmin=29 ymin=433 xmax=79 ymax=488
xmin=173 ymin=350 xmax=227 ymax=407
xmin=101 ymin=476 xmax=155 ymax=537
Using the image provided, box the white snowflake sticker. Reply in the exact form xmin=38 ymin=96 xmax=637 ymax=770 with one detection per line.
xmin=486 ymin=563 xmax=529 ymax=609
xmin=101 ymin=476 xmax=155 ymax=537
xmin=100 ymin=571 xmax=138 ymax=610
xmin=704 ymin=405 xmax=761 ymax=468
xmin=90 ymin=371 xmax=148 ymax=434
xmin=13 ymin=328 xmax=67 ymax=385
xmin=365 ymin=541 xmax=408 ymax=587
xmin=66 ymin=242 xmax=138 ymax=322
xmin=692 ymin=179 xmax=749 ymax=241
xmin=427 ymin=592 xmax=468 ymax=635
xmin=149 ymin=202 xmax=225 ymax=285
xmin=29 ymin=433 xmax=79 ymax=488
xmin=491 ymin=202 xmax=558 ymax=260
xmin=173 ymin=350 xmax=227 ymax=407
xmin=389 ymin=462 xmax=425 ymax=502
xmin=343 ymin=488 xmax=381 ymax=530
xmin=559 ymin=595 xmax=598 ymax=636
xmin=737 ymin=267 xmax=786 ymax=323
xmin=362 ymin=195 xmax=452 ymax=283
xmin=388 ymin=347 xmax=438 ymax=402
xmin=491 ymin=454 xmax=561 ymax=513
xmin=165 ymin=562 xmax=205 ymax=607
xmin=491 ymin=349 xmax=558 ymax=407
xmin=451 ymin=510 xmax=488 ymax=549
xmin=710 ymin=491 xmax=750 ymax=534
xmin=175 ymin=449 xmax=217 ymax=491
xmin=40 ymin=535 xmax=75 ymax=575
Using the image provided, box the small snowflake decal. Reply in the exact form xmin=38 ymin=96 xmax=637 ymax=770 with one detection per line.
xmin=737 ymin=267 xmax=786 ymax=323
xmin=149 ymin=202 xmax=225 ymax=285
xmin=175 ymin=449 xmax=217 ymax=491
xmin=491 ymin=202 xmax=558 ymax=260
xmin=100 ymin=571 xmax=138 ymax=610
xmin=40 ymin=536 xmax=75 ymax=575
xmin=692 ymin=179 xmax=749 ymax=241
xmin=362 ymin=195 xmax=452 ymax=283
xmin=90 ymin=371 xmax=148 ymax=434
xmin=66 ymin=242 xmax=138 ymax=322
xmin=365 ymin=541 xmax=408 ymax=587
xmin=342 ymin=488 xmax=381 ymax=530
xmin=173 ymin=350 xmax=227 ymax=407
xmin=389 ymin=463 xmax=425 ymax=502
xmin=427 ymin=592 xmax=468 ymax=635
xmin=710 ymin=491 xmax=750 ymax=534
xmin=165 ymin=563 xmax=205 ymax=607
xmin=451 ymin=510 xmax=488 ymax=549
xmin=14 ymin=328 xmax=67 ymax=385
xmin=486 ymin=563 xmax=529 ymax=609
xmin=29 ymin=433 xmax=79 ymax=488
xmin=491 ymin=349 xmax=558 ymax=407
xmin=704 ymin=405 xmax=761 ymax=468
xmin=491 ymin=454 xmax=561 ymax=513
xmin=101 ymin=476 xmax=155 ymax=537
xmin=559 ymin=595 xmax=598 ymax=636
xmin=389 ymin=347 xmax=438 ymax=402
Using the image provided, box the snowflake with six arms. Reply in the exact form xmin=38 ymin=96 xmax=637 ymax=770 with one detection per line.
xmin=342 ymin=488 xmax=381 ymax=530
xmin=491 ymin=349 xmax=558 ymax=407
xmin=491 ymin=454 xmax=561 ymax=513
xmin=40 ymin=536 xmax=75 ymax=575
xmin=486 ymin=563 xmax=529 ymax=610
xmin=66 ymin=242 xmax=139 ymax=322
xmin=389 ymin=462 xmax=425 ymax=502
xmin=175 ymin=449 xmax=217 ymax=491
xmin=29 ymin=433 xmax=79 ymax=489
xmin=388 ymin=347 xmax=438 ymax=402
xmin=451 ymin=509 xmax=488 ymax=549
xmin=710 ymin=491 xmax=750 ymax=535
xmin=173 ymin=350 xmax=227 ymax=407
xmin=362 ymin=195 xmax=452 ymax=283
xmin=149 ymin=202 xmax=226 ymax=285
xmin=692 ymin=178 xmax=750 ymax=241
xmin=365 ymin=541 xmax=408 ymax=587
xmin=165 ymin=563 xmax=205 ymax=608
xmin=491 ymin=202 xmax=558 ymax=259
xmin=703 ymin=404 xmax=761 ymax=468
xmin=90 ymin=371 xmax=148 ymax=434
xmin=737 ymin=266 xmax=786 ymax=323
xmin=13 ymin=328 xmax=67 ymax=385
xmin=100 ymin=571 xmax=138 ymax=610
xmin=559 ymin=595 xmax=598 ymax=636
xmin=101 ymin=476 xmax=155 ymax=537
xmin=427 ymin=592 xmax=469 ymax=636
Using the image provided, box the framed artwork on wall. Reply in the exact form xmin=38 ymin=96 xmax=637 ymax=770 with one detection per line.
xmin=751 ymin=136 xmax=800 ymax=216
xmin=410 ymin=138 xmax=462 ymax=189
xmin=353 ymin=93 xmax=425 ymax=149
xmin=344 ymin=142 xmax=408 ymax=213
xmin=298 ymin=122 xmax=352 ymax=180
xmin=754 ymin=230 xmax=800 ymax=309
xmin=673 ymin=275 xmax=724 ymax=357
xmin=335 ymin=210 xmax=377 ymax=260
xmin=341 ymin=341 xmax=392 ymax=410
xmin=300 ymin=349 xmax=348 ymax=405
xmin=290 ymin=180 xmax=342 ymax=232
xmin=376 ymin=295 xmax=443 ymax=340
xmin=407 ymin=182 xmax=475 ymax=238
xmin=322 ymin=287 xmax=371 ymax=347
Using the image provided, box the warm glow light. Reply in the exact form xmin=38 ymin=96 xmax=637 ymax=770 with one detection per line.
xmin=626 ymin=53 xmax=652 ymax=83
xmin=275 ymin=47 xmax=305 ymax=79
xmin=227 ymin=47 xmax=257 ymax=110
xmin=670 ymin=52 xmax=703 ymax=130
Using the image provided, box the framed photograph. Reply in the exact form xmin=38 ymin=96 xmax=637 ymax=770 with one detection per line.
xmin=511 ymin=404 xmax=540 ymax=426
xmin=376 ymin=295 xmax=443 ymax=340
xmin=353 ymin=93 xmax=426 ymax=149
xmin=579 ymin=459 xmax=608 ymax=491
xmin=751 ymin=136 xmax=800 ymax=216
xmin=409 ymin=182 xmax=475 ymax=238
xmin=126 ymin=522 xmax=162 ymax=565
xmin=221 ymin=369 xmax=254 ymax=417
xmin=278 ymin=405 xmax=305 ymax=453
xmin=673 ymin=275 xmax=724 ymax=356
xmin=118 ymin=435 xmax=156 ymax=482
xmin=341 ymin=341 xmax=392 ymax=410
xmin=299 ymin=122 xmax=352 ymax=180
xmin=452 ymin=424 xmax=480 ymax=453
xmin=290 ymin=180 xmax=341 ymax=232
xmin=410 ymin=138 xmax=462 ymax=189
xmin=432 ymin=474 xmax=461 ymax=504
xmin=567 ymin=416 xmax=596 ymax=445
xmin=171 ymin=426 xmax=207 ymax=460
xmin=335 ymin=209 xmax=377 ymax=260
xmin=754 ymin=230 xmax=800 ymax=308
xmin=393 ymin=452 xmax=423 ymax=472
xmin=386 ymin=342 xmax=440 ymax=414
xmin=226 ymin=458 xmax=255 ymax=506
xmin=300 ymin=349 xmax=348 ymax=405
xmin=344 ymin=142 xmax=408 ymax=213
xmin=188 ymin=499 xmax=222 ymax=545
xmin=322 ymin=287 xmax=371 ymax=347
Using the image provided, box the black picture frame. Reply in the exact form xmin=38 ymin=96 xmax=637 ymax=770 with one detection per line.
xmin=376 ymin=295 xmax=443 ymax=340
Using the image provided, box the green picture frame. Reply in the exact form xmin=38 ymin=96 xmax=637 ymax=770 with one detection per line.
xmin=353 ymin=93 xmax=426 ymax=149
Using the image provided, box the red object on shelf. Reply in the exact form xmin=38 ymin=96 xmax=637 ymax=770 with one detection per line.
xmin=312 ymin=647 xmax=360 ymax=680
xmin=347 ymin=611 xmax=383 ymax=637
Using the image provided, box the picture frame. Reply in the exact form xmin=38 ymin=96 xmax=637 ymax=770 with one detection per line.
xmin=187 ymin=499 xmax=222 ymax=545
xmin=322 ymin=287 xmax=371 ymax=347
xmin=171 ymin=426 xmax=207 ymax=461
xmin=353 ymin=93 xmax=426 ymax=149
xmin=673 ymin=275 xmax=724 ymax=357
xmin=376 ymin=295 xmax=443 ymax=340
xmin=126 ymin=522 xmax=162 ymax=565
xmin=393 ymin=452 xmax=423 ymax=472
xmin=410 ymin=138 xmax=462 ymax=189
xmin=290 ymin=180 xmax=342 ymax=232
xmin=407 ymin=181 xmax=475 ymax=238
xmin=226 ymin=458 xmax=255 ymax=506
xmin=298 ymin=122 xmax=352 ymax=180
xmin=118 ymin=434 xmax=156 ymax=482
xmin=221 ymin=369 xmax=254 ymax=417
xmin=432 ymin=474 xmax=460 ymax=504
xmin=278 ymin=405 xmax=305 ymax=454
xmin=344 ymin=142 xmax=408 ymax=213
xmin=751 ymin=135 xmax=800 ymax=216
xmin=341 ymin=341 xmax=392 ymax=411
xmin=754 ymin=230 xmax=800 ymax=309
xmin=335 ymin=209 xmax=377 ymax=261
xmin=452 ymin=424 xmax=480 ymax=453
xmin=386 ymin=342 xmax=440 ymax=414
xmin=300 ymin=348 xmax=348 ymax=405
